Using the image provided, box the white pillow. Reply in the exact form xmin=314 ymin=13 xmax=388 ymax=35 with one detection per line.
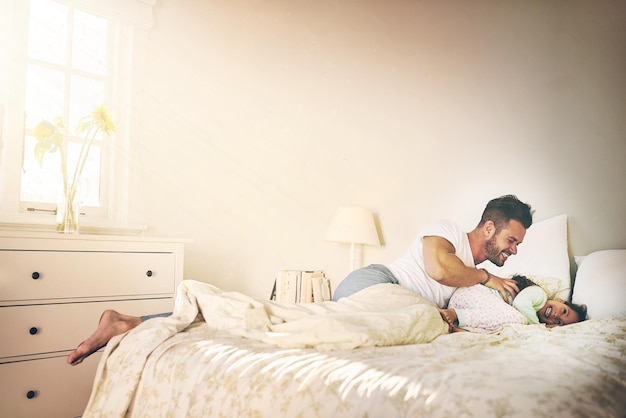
xmin=476 ymin=214 xmax=571 ymax=300
xmin=571 ymin=249 xmax=626 ymax=319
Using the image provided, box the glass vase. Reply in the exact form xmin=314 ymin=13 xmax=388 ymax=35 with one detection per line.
xmin=56 ymin=191 xmax=80 ymax=234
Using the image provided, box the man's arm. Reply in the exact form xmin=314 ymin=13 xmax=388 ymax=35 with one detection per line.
xmin=422 ymin=236 xmax=519 ymax=300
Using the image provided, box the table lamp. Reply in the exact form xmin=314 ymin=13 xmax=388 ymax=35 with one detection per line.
xmin=325 ymin=207 xmax=380 ymax=271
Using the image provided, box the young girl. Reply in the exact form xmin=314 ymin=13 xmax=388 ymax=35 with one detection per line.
xmin=439 ymin=275 xmax=588 ymax=333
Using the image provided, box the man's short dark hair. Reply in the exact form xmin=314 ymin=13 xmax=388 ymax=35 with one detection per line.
xmin=478 ymin=194 xmax=534 ymax=230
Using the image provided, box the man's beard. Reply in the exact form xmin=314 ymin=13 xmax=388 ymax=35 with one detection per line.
xmin=485 ymin=235 xmax=505 ymax=267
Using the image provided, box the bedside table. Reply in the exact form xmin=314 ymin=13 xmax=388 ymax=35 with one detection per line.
xmin=0 ymin=232 xmax=186 ymax=418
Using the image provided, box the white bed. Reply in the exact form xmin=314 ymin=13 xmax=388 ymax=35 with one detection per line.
xmin=82 ymin=216 xmax=626 ymax=418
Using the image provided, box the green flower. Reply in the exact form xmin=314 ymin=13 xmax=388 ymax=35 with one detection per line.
xmin=33 ymin=120 xmax=55 ymax=140
xmin=33 ymin=117 xmax=66 ymax=167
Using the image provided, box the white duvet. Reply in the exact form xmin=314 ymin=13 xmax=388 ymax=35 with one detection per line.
xmin=83 ymin=280 xmax=626 ymax=418
xmin=187 ymin=280 xmax=449 ymax=350
xmin=84 ymin=281 xmax=447 ymax=416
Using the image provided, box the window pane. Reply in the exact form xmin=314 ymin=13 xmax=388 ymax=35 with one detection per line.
xmin=72 ymin=10 xmax=108 ymax=75
xmin=25 ymin=64 xmax=65 ymax=129
xmin=27 ymin=0 xmax=67 ymax=66
xmin=69 ymin=75 xmax=105 ymax=130
xmin=67 ymin=141 xmax=101 ymax=206
xmin=20 ymin=135 xmax=64 ymax=203
xmin=21 ymin=136 xmax=102 ymax=206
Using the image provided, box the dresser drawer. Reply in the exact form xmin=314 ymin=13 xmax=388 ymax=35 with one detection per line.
xmin=0 ymin=250 xmax=176 ymax=302
xmin=0 ymin=298 xmax=174 ymax=359
xmin=0 ymin=353 xmax=101 ymax=418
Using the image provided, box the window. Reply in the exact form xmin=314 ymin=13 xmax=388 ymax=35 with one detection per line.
xmin=22 ymin=0 xmax=110 ymax=211
xmin=0 ymin=0 xmax=155 ymax=232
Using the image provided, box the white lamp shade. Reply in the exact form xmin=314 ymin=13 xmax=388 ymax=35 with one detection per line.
xmin=325 ymin=207 xmax=380 ymax=246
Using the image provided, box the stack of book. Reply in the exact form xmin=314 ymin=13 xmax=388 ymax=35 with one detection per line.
xmin=270 ymin=270 xmax=332 ymax=303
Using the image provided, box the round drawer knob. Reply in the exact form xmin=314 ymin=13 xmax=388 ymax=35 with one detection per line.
xmin=26 ymin=390 xmax=37 ymax=399
xmin=29 ymin=327 xmax=39 ymax=335
xmin=32 ymin=272 xmax=40 ymax=280
xmin=146 ymin=270 xmax=153 ymax=277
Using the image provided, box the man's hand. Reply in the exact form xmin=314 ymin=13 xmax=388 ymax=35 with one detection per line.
xmin=484 ymin=273 xmax=520 ymax=302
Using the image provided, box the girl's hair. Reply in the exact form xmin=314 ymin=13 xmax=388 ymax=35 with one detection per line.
xmin=512 ymin=274 xmax=588 ymax=323
xmin=565 ymin=301 xmax=588 ymax=322
xmin=511 ymin=274 xmax=537 ymax=292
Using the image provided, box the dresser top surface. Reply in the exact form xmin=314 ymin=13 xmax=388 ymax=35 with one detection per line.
xmin=0 ymin=230 xmax=191 ymax=243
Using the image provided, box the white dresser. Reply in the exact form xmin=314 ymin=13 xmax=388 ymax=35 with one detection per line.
xmin=0 ymin=232 xmax=185 ymax=418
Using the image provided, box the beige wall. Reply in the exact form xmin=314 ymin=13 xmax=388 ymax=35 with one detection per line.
xmin=128 ymin=0 xmax=626 ymax=297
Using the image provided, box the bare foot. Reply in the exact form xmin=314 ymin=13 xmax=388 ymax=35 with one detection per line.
xmin=438 ymin=308 xmax=459 ymax=332
xmin=67 ymin=310 xmax=142 ymax=366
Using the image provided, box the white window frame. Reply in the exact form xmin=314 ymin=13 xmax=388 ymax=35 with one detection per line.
xmin=0 ymin=0 xmax=155 ymax=234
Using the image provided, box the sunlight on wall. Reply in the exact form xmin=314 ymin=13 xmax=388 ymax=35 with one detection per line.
xmin=129 ymin=0 xmax=626 ymax=297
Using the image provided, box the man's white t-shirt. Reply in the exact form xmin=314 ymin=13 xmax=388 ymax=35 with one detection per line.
xmin=386 ymin=220 xmax=475 ymax=308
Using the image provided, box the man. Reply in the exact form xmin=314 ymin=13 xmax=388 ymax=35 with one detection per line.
xmin=333 ymin=194 xmax=533 ymax=307
xmin=68 ymin=194 xmax=533 ymax=366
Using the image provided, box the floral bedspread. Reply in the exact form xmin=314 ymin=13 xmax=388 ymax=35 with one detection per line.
xmin=82 ymin=281 xmax=626 ymax=418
